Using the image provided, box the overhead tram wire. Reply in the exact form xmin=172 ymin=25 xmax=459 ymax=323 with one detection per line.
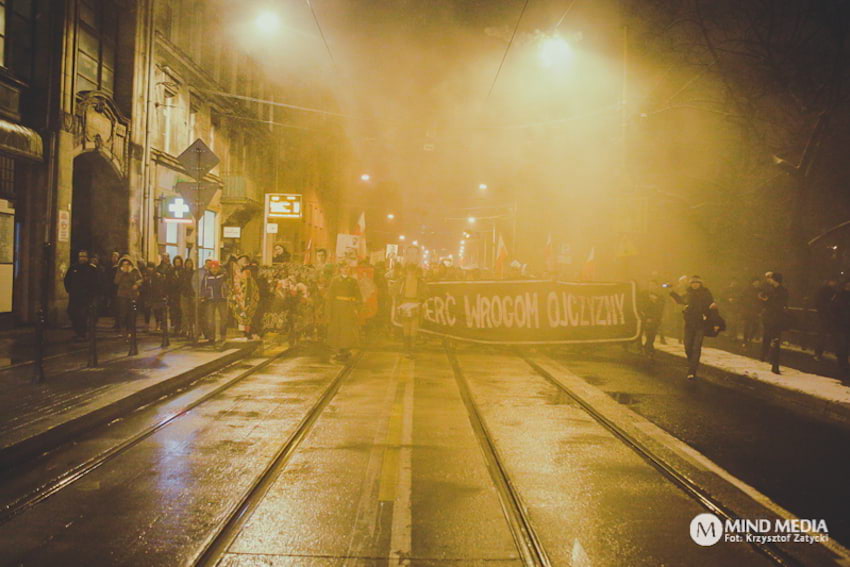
xmin=487 ymin=0 xmax=531 ymax=100
xmin=305 ymin=0 xmax=338 ymax=71
xmin=196 ymin=89 xmax=348 ymax=118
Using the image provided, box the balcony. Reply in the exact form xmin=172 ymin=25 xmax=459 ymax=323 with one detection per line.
xmin=220 ymin=173 xmax=261 ymax=226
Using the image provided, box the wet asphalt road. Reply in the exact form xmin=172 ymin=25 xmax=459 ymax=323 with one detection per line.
xmin=0 ymin=341 xmax=835 ymax=565
xmin=546 ymin=344 xmax=850 ymax=547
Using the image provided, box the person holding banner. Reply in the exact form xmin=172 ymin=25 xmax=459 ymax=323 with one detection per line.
xmin=396 ymin=264 xmax=427 ymax=357
xmin=326 ymin=264 xmax=362 ymax=362
xmin=670 ymin=275 xmax=719 ymax=380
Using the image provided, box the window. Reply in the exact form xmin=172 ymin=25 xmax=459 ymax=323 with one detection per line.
xmin=1 ymin=0 xmax=35 ymax=80
xmin=0 ymin=155 xmax=13 ymax=201
xmin=0 ymin=1 xmax=8 ymax=67
xmin=76 ymin=0 xmax=118 ymax=95
xmin=197 ymin=210 xmax=216 ymax=264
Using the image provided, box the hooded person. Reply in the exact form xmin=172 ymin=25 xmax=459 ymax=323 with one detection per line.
xmin=326 ymin=263 xmax=362 ymax=362
xmin=201 ymin=259 xmax=228 ymax=344
xmin=759 ymin=271 xmax=789 ymax=374
xmin=113 ymin=255 xmax=142 ymax=336
xmin=670 ymin=275 xmax=718 ymax=379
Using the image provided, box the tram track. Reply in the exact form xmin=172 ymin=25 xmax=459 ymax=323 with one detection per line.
xmin=447 ymin=345 xmax=552 ymax=567
xmin=0 ymin=343 xmax=294 ymax=526
xmin=517 ymin=349 xmax=802 ymax=567
xmin=192 ymin=350 xmax=364 ymax=567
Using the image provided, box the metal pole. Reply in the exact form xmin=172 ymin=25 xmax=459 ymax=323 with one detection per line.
xmin=128 ymin=299 xmax=138 ymax=356
xmin=194 ymin=147 xmax=202 ymax=346
xmin=33 ymin=304 xmax=46 ymax=383
xmin=87 ymin=300 xmax=98 ymax=367
xmin=33 ymin=241 xmax=53 ymax=384
xmin=161 ymin=295 xmax=170 ymax=347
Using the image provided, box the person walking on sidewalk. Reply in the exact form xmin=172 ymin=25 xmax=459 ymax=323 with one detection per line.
xmin=169 ymin=256 xmax=184 ymax=335
xmin=639 ymin=289 xmax=666 ymax=359
xmin=113 ymin=256 xmax=142 ymax=337
xmin=760 ymin=272 xmax=790 ymax=374
xmin=201 ymin=260 xmax=228 ymax=345
xmin=670 ymin=275 xmax=718 ymax=380
xmin=739 ymin=277 xmax=762 ymax=348
xmin=64 ymin=249 xmax=99 ymax=341
xmin=813 ymin=278 xmax=839 ymax=362
xmin=833 ymin=280 xmax=850 ymax=378
xmin=180 ymin=258 xmax=196 ymax=338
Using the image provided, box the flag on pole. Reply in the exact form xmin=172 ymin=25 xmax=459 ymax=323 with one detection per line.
xmin=544 ymin=233 xmax=554 ymax=272
xmin=579 ymin=247 xmax=596 ymax=281
xmin=354 ymin=211 xmax=367 ymax=259
xmin=495 ymin=234 xmax=509 ymax=276
xmin=303 ymin=238 xmax=313 ymax=265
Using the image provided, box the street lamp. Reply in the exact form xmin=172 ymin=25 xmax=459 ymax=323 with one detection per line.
xmin=399 ymin=235 xmax=406 ymax=241
xmin=478 ymin=183 xmax=488 ymax=190
xmin=254 ymin=10 xmax=282 ymax=34
xmin=539 ymin=35 xmax=573 ymax=69
xmin=412 ymin=240 xmax=419 ymax=246
xmin=386 ymin=213 xmax=395 ymax=220
xmin=468 ymin=216 xmax=476 ymax=224
xmin=360 ymin=173 xmax=371 ymax=182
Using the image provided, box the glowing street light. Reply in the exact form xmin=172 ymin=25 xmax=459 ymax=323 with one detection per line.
xmin=539 ymin=35 xmax=573 ymax=69
xmin=467 ymin=216 xmax=476 ymax=224
xmin=478 ymin=183 xmax=488 ymax=190
xmin=399 ymin=235 xmax=406 ymax=241
xmin=412 ymin=240 xmax=419 ymax=246
xmin=360 ymin=173 xmax=371 ymax=182
xmin=254 ymin=10 xmax=282 ymax=34
xmin=386 ymin=213 xmax=395 ymax=220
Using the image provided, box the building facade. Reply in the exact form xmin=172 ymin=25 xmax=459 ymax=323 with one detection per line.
xmin=2 ymin=0 xmax=347 ymax=328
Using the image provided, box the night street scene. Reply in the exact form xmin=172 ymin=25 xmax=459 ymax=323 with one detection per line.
xmin=3 ymin=1 xmax=850 ymax=566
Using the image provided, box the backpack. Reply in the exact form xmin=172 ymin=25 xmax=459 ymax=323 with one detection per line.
xmin=703 ymin=311 xmax=726 ymax=337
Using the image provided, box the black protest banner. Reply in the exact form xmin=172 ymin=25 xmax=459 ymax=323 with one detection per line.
xmin=392 ymin=280 xmax=641 ymax=345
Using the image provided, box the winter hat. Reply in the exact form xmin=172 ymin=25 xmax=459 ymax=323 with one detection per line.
xmin=690 ymin=275 xmax=703 ymax=284
xmin=772 ymin=272 xmax=783 ymax=283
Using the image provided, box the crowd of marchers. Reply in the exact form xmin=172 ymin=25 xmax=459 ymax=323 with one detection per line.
xmin=631 ymin=271 xmax=850 ymax=381
xmin=60 ymin=246 xmax=440 ymax=362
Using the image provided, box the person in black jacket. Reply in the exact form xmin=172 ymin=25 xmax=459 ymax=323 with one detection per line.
xmin=739 ymin=277 xmax=762 ymax=347
xmin=639 ymin=289 xmax=666 ymax=359
xmin=813 ymin=278 xmax=839 ymax=362
xmin=64 ymin=250 xmax=100 ymax=340
xmin=833 ymin=280 xmax=850 ymax=377
xmin=760 ymin=272 xmax=789 ymax=374
xmin=670 ymin=275 xmax=718 ymax=380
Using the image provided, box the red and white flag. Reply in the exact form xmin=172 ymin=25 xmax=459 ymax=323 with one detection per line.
xmin=303 ymin=238 xmax=313 ymax=265
xmin=579 ymin=247 xmax=596 ymax=281
xmin=354 ymin=211 xmax=367 ymax=259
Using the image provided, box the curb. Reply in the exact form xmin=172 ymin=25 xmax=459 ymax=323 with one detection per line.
xmin=530 ymin=354 xmax=850 ymax=566
xmin=0 ymin=341 xmax=261 ymax=469
xmin=653 ymin=348 xmax=850 ymax=432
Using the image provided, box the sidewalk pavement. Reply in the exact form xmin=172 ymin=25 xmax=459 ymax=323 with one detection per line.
xmin=655 ymin=342 xmax=850 ymax=430
xmin=0 ymin=321 xmax=121 ymax=369
xmin=0 ymin=335 xmax=264 ymax=469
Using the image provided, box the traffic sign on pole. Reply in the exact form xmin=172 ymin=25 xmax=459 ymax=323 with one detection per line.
xmin=176 ymin=181 xmax=218 ymax=217
xmin=177 ymin=138 xmax=219 ymax=180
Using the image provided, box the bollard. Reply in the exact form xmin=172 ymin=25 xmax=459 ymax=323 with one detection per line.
xmin=87 ymin=300 xmax=98 ymax=367
xmin=32 ymin=306 xmax=46 ymax=384
xmin=161 ymin=296 xmax=170 ymax=348
xmin=128 ymin=299 xmax=139 ymax=356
